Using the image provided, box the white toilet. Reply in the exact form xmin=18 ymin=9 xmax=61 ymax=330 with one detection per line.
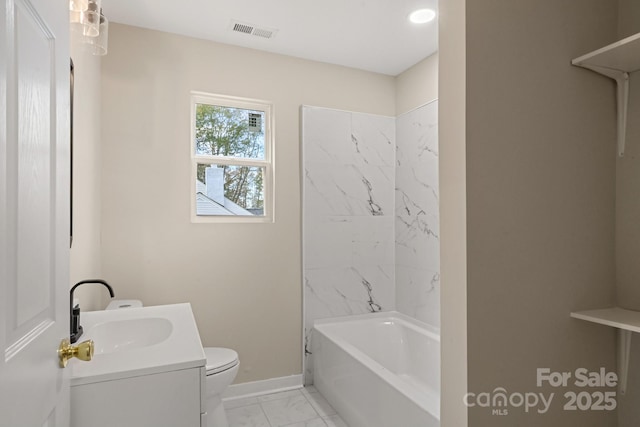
xmin=204 ymin=347 xmax=240 ymax=427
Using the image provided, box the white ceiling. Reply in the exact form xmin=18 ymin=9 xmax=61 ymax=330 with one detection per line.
xmin=102 ymin=0 xmax=438 ymax=76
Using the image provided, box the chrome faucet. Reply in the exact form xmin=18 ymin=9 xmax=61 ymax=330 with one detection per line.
xmin=70 ymin=279 xmax=115 ymax=343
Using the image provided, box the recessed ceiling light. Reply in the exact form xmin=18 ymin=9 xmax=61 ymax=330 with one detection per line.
xmin=409 ymin=8 xmax=436 ymax=24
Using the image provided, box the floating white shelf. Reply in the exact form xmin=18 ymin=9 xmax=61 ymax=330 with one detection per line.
xmin=572 ymin=33 xmax=640 ymax=72
xmin=571 ymin=307 xmax=640 ymax=395
xmin=571 ymin=307 xmax=640 ymax=332
xmin=572 ymin=32 xmax=640 ymax=157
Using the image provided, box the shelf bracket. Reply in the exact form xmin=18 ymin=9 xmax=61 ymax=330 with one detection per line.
xmin=618 ymin=329 xmax=632 ymax=395
xmin=573 ymin=64 xmax=629 ymax=157
xmin=614 ymin=71 xmax=630 ymax=157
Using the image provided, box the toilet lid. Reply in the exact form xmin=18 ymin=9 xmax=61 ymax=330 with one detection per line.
xmin=205 ymin=347 xmax=239 ymax=375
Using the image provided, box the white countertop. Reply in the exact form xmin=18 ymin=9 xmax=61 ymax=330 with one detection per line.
xmin=70 ymin=303 xmax=206 ymax=386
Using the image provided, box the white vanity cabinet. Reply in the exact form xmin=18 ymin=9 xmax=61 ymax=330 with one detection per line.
xmin=69 ymin=304 xmax=207 ymax=427
xmin=71 ymin=366 xmax=206 ymax=427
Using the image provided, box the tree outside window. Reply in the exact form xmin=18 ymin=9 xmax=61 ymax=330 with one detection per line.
xmin=191 ymin=94 xmax=273 ymax=221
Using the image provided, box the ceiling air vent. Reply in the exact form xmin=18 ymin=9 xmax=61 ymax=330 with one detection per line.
xmin=232 ymin=23 xmax=254 ymax=35
xmin=230 ymin=20 xmax=278 ymax=40
xmin=252 ymin=28 xmax=274 ymax=39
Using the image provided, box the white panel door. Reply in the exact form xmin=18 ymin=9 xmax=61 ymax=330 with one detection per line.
xmin=0 ymin=0 xmax=71 ymax=426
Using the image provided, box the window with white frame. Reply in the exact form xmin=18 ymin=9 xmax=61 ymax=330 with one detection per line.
xmin=191 ymin=92 xmax=274 ymax=222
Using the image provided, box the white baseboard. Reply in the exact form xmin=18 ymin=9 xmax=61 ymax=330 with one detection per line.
xmin=222 ymin=374 xmax=304 ymax=401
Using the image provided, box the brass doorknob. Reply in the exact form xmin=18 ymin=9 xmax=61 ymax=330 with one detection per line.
xmin=58 ymin=338 xmax=94 ymax=368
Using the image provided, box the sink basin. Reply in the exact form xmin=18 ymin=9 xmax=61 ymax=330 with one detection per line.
xmin=89 ymin=317 xmax=173 ymax=355
xmin=70 ymin=303 xmax=205 ymax=386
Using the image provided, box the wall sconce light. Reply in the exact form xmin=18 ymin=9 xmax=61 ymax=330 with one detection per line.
xmin=69 ymin=0 xmax=88 ymax=13
xmin=70 ymin=0 xmax=109 ymax=56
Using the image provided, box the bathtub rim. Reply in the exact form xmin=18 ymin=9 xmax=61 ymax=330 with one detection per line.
xmin=314 ymin=310 xmax=440 ymax=338
xmin=313 ymin=310 xmax=440 ymax=419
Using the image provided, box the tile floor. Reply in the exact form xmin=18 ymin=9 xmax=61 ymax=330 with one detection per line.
xmin=224 ymin=386 xmax=349 ymax=427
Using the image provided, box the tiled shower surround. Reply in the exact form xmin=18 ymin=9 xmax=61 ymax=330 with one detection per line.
xmin=302 ymin=102 xmax=438 ymax=383
xmin=395 ymin=101 xmax=440 ymax=327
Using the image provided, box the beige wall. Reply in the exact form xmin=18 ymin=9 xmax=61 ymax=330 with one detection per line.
xmin=616 ymin=2 xmax=640 ymax=425
xmin=438 ymin=0 xmax=467 ymax=424
xmin=462 ymin=0 xmax=617 ymax=427
xmin=464 ymin=0 xmax=617 ymax=425
xmin=396 ymin=53 xmax=438 ymax=115
xmin=618 ymin=0 xmax=640 ymax=38
xmin=70 ymin=41 xmax=104 ymax=311
xmin=100 ymin=23 xmax=396 ymax=383
xmin=615 ymin=0 xmax=640 ymax=311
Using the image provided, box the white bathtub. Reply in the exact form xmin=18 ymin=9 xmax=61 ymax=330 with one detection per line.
xmin=312 ymin=311 xmax=440 ymax=427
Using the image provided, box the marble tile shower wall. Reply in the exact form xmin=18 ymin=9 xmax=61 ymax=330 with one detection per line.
xmin=395 ymin=100 xmax=440 ymax=328
xmin=302 ymin=102 xmax=439 ymax=383
xmin=302 ymin=106 xmax=396 ymax=383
